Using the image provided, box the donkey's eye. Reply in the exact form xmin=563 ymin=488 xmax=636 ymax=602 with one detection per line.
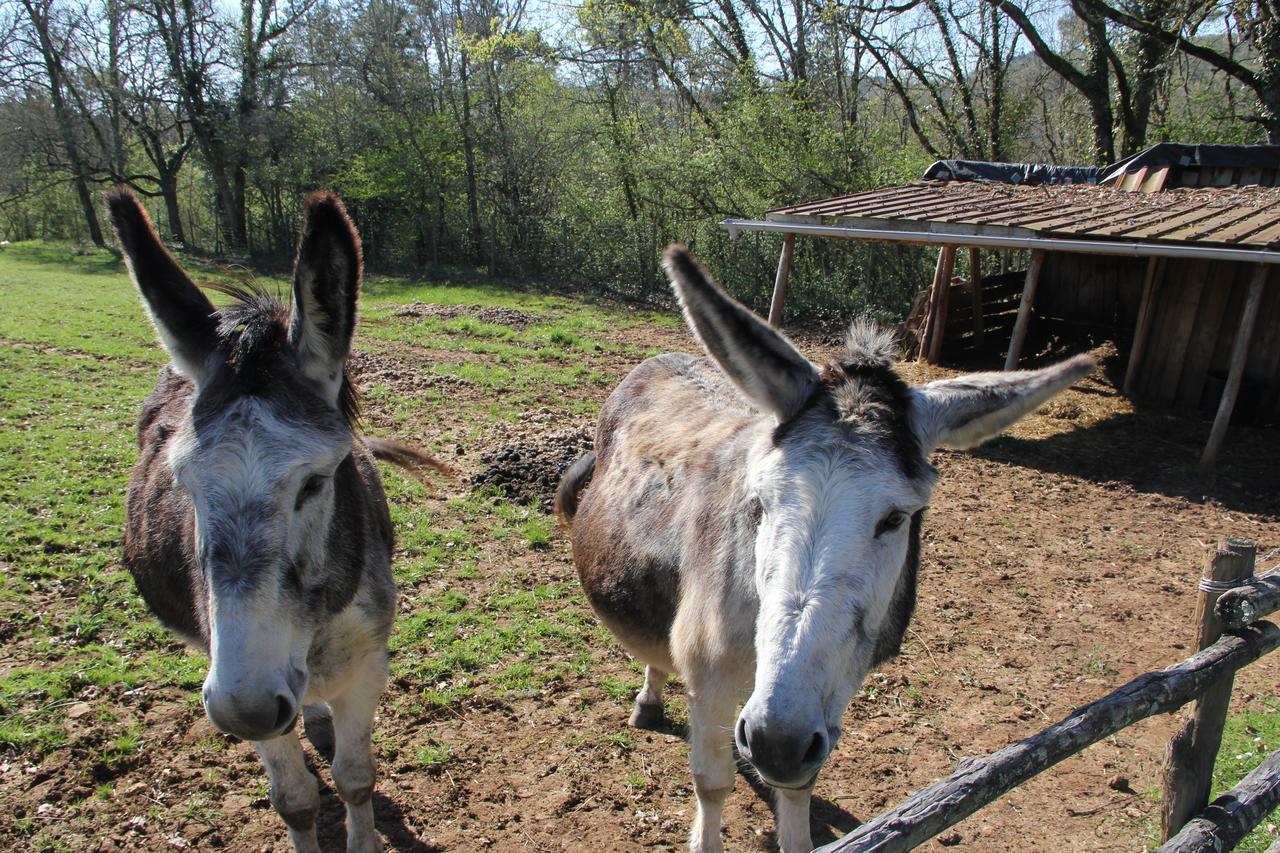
xmin=295 ymin=474 xmax=328 ymax=510
xmin=875 ymin=510 xmax=907 ymax=537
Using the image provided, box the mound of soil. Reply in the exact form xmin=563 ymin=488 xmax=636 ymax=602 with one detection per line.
xmin=348 ymin=350 xmax=467 ymax=393
xmin=394 ymin=302 xmax=537 ymax=329
xmin=470 ymin=416 xmax=593 ymax=506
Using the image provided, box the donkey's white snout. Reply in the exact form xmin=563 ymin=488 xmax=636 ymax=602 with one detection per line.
xmin=202 ymin=679 xmax=299 ymax=742
xmin=735 ymin=705 xmax=831 ymax=789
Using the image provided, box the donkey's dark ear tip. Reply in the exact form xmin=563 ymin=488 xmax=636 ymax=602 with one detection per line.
xmin=304 ymin=191 xmax=350 ymax=225
xmin=661 ymin=244 xmax=706 ymax=284
xmin=104 ymin=186 xmax=144 ymax=227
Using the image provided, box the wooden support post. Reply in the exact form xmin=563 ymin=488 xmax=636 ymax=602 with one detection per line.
xmin=1004 ymin=248 xmax=1046 ymax=371
xmin=1124 ymin=256 xmax=1164 ymax=396
xmin=926 ymin=246 xmax=957 ymax=363
xmin=1159 ymin=748 xmax=1280 ymax=853
xmin=917 ymin=247 xmax=949 ymax=363
xmin=968 ymin=247 xmax=983 ymax=346
xmin=768 ymin=234 xmax=796 ymax=328
xmin=1201 ymin=264 xmax=1268 ymax=467
xmin=1160 ymin=538 xmax=1258 ymax=842
xmin=816 ymin=622 xmax=1280 ymax=853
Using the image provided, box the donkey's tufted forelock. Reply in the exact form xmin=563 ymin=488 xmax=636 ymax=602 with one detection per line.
xmin=200 ymin=281 xmax=360 ymax=425
xmin=770 ymin=322 xmax=925 ymax=480
xmin=842 ymin=319 xmax=898 ymax=369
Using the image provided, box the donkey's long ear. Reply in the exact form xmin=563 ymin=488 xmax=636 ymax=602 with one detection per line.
xmin=910 ymin=355 xmax=1095 ymax=453
xmin=663 ymin=246 xmax=818 ymax=420
xmin=106 ymin=188 xmax=218 ymax=383
xmin=288 ymin=192 xmax=361 ymax=404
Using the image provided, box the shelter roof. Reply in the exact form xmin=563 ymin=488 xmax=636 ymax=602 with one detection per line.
xmin=765 ymin=181 xmax=1280 ymax=250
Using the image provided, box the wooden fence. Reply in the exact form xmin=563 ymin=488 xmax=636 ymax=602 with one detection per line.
xmin=817 ymin=538 xmax=1280 ymax=853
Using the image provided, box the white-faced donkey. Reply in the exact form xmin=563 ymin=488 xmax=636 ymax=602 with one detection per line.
xmin=557 ymin=246 xmax=1094 ymax=852
xmin=107 ymin=189 xmax=446 ymax=852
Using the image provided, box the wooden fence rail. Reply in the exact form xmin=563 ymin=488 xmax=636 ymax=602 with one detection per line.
xmin=1158 ymin=748 xmax=1280 ymax=852
xmin=1218 ymin=572 xmax=1280 ymax=629
xmin=816 ymin=622 xmax=1280 ymax=852
xmin=816 ymin=538 xmax=1280 ymax=853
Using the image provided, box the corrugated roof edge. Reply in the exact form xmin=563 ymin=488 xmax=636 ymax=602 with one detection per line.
xmin=1100 ymin=142 xmax=1280 ymax=183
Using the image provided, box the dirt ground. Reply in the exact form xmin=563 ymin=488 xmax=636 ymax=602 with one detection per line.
xmin=10 ymin=303 xmax=1280 ymax=852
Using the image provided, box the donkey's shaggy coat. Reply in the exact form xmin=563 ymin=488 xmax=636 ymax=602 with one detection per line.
xmin=560 ymin=246 xmax=1093 ymax=852
xmin=110 ymin=188 xmax=444 ymax=852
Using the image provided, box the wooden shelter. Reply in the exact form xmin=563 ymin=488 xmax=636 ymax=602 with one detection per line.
xmin=722 ymin=144 xmax=1280 ymax=465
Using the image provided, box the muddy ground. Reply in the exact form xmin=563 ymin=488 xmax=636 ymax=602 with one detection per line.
xmin=9 ymin=301 xmax=1280 ymax=852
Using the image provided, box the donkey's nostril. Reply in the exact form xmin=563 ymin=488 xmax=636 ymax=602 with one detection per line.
xmin=273 ymin=693 xmax=297 ymax=732
xmin=735 ymin=716 xmax=750 ymax=752
xmin=803 ymin=731 xmax=827 ymax=765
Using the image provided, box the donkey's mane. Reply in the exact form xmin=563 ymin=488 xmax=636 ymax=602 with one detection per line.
xmin=203 ymin=279 xmax=360 ymax=425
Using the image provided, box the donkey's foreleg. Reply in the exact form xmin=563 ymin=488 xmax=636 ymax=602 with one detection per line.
xmin=329 ymin=651 xmax=388 ymax=853
xmin=773 ymin=784 xmax=814 ymax=853
xmin=629 ymin=665 xmax=668 ymax=729
xmin=686 ymin=682 xmax=737 ymax=853
xmin=255 ymin=734 xmax=321 ymax=853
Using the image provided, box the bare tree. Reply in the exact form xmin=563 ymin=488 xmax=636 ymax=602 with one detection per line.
xmin=1078 ymin=0 xmax=1280 ymax=143
xmin=12 ymin=0 xmax=105 ymax=245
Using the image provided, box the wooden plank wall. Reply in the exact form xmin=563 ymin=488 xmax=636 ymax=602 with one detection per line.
xmin=1129 ymin=261 xmax=1280 ymax=423
xmin=942 ymin=269 xmax=1025 ymax=352
xmin=932 ymin=249 xmax=1279 ymax=425
xmin=1034 ymin=252 xmax=1147 ymax=334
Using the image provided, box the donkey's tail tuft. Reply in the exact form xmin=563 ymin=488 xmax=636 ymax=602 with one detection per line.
xmin=365 ymin=437 xmax=454 ymax=482
xmin=555 ymin=452 xmax=596 ymax=527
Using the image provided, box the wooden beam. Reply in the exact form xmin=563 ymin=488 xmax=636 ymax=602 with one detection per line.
xmin=969 ymin=247 xmax=983 ymax=346
xmin=1160 ymin=539 xmax=1257 ymax=841
xmin=917 ymin=247 xmax=949 ymax=363
xmin=926 ymin=247 xmax=958 ymax=363
xmin=1004 ymin=248 xmax=1046 ymax=371
xmin=1159 ymin=747 xmax=1280 ymax=853
xmin=1201 ymin=264 xmax=1269 ymax=466
xmin=816 ymin=622 xmax=1280 ymax=853
xmin=1124 ymin=256 xmax=1165 ymax=396
xmin=767 ymin=234 xmax=796 ymax=328
xmin=1217 ymin=571 xmax=1280 ymax=629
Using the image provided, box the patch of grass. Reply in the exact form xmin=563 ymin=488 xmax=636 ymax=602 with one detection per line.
xmin=1082 ymin=653 xmax=1117 ymax=677
xmin=600 ymin=674 xmax=641 ymax=702
xmin=1209 ymin=700 xmax=1280 ymax=852
xmin=415 ymin=739 xmax=454 ymax=771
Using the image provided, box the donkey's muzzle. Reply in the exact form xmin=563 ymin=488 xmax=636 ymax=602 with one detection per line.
xmin=203 ymin=684 xmax=299 ymax=742
xmin=735 ymin=714 xmax=830 ymax=789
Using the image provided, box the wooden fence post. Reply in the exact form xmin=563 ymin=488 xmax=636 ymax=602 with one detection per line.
xmin=926 ymin=247 xmax=958 ymax=363
xmin=1004 ymin=248 xmax=1046 ymax=371
xmin=768 ymin=234 xmax=796 ymax=328
xmin=1160 ymin=538 xmax=1258 ymax=841
xmin=968 ymin=247 xmax=984 ymax=346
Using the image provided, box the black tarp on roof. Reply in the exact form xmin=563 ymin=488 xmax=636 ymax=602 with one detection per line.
xmin=922 ymin=159 xmax=1103 ymax=185
xmin=924 ymin=143 xmax=1280 ymax=187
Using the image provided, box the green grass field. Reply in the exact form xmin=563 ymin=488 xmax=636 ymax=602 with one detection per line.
xmin=0 ymin=241 xmax=1276 ymax=850
xmin=0 ymin=241 xmax=685 ymax=848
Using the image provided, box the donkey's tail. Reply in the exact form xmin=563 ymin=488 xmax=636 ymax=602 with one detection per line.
xmin=555 ymin=451 xmax=596 ymax=527
xmin=365 ymin=437 xmax=454 ymax=482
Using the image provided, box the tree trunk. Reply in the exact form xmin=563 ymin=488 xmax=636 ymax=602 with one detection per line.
xmin=160 ymin=170 xmax=186 ymax=246
xmin=22 ymin=0 xmax=105 ymax=247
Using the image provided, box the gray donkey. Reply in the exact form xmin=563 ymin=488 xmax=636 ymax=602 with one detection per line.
xmin=558 ymin=246 xmax=1094 ymax=852
xmin=108 ymin=189 xmax=445 ymax=852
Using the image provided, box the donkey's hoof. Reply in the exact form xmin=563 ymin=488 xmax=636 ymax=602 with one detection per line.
xmin=629 ymin=702 xmax=665 ymax=730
